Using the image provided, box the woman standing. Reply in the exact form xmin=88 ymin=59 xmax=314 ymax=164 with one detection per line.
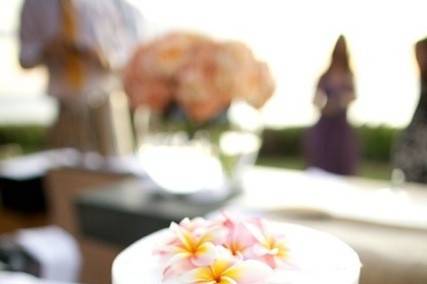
xmin=305 ymin=35 xmax=359 ymax=175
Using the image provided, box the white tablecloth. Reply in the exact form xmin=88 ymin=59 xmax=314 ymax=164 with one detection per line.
xmin=235 ymin=167 xmax=427 ymax=284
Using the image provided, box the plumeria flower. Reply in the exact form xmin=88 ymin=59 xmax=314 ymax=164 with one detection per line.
xmin=177 ymin=246 xmax=272 ymax=284
xmin=245 ymin=219 xmax=289 ymax=269
xmin=179 ymin=217 xmax=212 ymax=235
xmin=158 ymin=220 xmax=227 ymax=280
xmin=214 ymin=213 xmax=258 ymax=258
xmin=156 ymin=218 xmax=226 ymax=253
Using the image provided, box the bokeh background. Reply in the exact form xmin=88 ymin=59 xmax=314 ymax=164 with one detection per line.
xmin=2 ymin=0 xmax=427 ymax=179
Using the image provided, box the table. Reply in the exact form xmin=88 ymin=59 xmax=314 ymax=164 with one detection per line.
xmin=76 ymin=178 xmax=238 ymax=247
xmin=0 ymin=149 xmax=82 ymax=213
xmin=76 ymin=166 xmax=427 ymax=284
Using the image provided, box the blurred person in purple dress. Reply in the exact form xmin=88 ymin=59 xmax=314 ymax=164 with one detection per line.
xmin=304 ymin=35 xmax=359 ymax=175
xmin=18 ymin=0 xmax=143 ymax=157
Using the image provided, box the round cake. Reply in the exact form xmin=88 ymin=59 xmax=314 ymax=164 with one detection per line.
xmin=112 ymin=215 xmax=361 ymax=284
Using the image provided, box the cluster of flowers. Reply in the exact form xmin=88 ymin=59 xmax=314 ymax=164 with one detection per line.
xmin=123 ymin=32 xmax=275 ymax=123
xmin=154 ymin=214 xmax=289 ymax=284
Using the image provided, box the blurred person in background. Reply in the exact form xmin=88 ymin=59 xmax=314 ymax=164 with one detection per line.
xmin=304 ymin=35 xmax=359 ymax=175
xmin=393 ymin=37 xmax=427 ymax=183
xmin=18 ymin=0 xmax=143 ymax=158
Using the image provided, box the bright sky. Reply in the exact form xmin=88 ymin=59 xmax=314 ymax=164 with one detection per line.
xmin=1 ymin=0 xmax=427 ymax=127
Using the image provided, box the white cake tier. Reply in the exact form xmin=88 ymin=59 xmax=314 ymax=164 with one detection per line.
xmin=112 ymin=222 xmax=361 ymax=284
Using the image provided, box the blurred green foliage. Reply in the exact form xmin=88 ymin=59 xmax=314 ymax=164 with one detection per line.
xmin=260 ymin=127 xmax=303 ymax=158
xmin=259 ymin=125 xmax=401 ymax=163
xmin=0 ymin=124 xmax=401 ymax=164
xmin=356 ymin=125 xmax=401 ymax=162
xmin=0 ymin=125 xmax=48 ymax=155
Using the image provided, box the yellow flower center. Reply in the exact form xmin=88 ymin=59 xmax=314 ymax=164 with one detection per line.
xmin=228 ymin=241 xmax=245 ymax=256
xmin=175 ymin=229 xmax=213 ymax=257
xmin=195 ymin=259 xmax=239 ymax=284
xmin=265 ymin=236 xmax=288 ymax=258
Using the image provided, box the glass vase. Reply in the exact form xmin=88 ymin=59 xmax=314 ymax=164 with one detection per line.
xmin=134 ymin=101 xmax=262 ymax=199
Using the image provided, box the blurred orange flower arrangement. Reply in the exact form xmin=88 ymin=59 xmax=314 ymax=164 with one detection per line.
xmin=123 ymin=32 xmax=275 ymax=123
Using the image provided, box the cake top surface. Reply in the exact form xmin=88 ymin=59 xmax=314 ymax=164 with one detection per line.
xmin=113 ymin=213 xmax=361 ymax=284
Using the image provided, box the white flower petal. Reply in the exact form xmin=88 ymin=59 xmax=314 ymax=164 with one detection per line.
xmin=230 ymin=260 xmax=273 ymax=284
xmin=191 ymin=242 xmax=216 ymax=267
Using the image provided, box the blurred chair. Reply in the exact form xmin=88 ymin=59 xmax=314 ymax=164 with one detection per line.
xmin=0 ymin=271 xmax=79 ymax=284
xmin=45 ymin=167 xmax=131 ymax=284
xmin=0 ymin=226 xmax=80 ymax=283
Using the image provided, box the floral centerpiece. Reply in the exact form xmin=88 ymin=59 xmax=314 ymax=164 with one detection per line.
xmin=155 ymin=213 xmax=289 ymax=284
xmin=123 ymin=32 xmax=274 ymax=123
xmin=123 ymin=32 xmax=275 ymax=195
xmin=112 ymin=214 xmax=362 ymax=284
